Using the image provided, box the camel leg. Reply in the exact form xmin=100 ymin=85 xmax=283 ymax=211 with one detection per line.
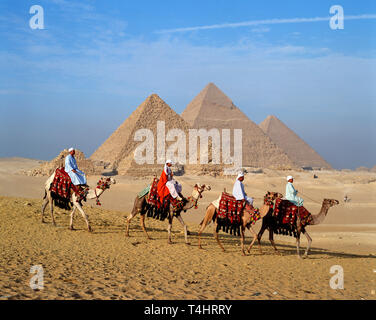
xmin=198 ymin=219 xmax=209 ymax=249
xmin=240 ymin=226 xmax=246 ymax=256
xmin=296 ymin=232 xmax=302 ymax=258
xmin=255 ymin=223 xmax=267 ymax=254
xmin=214 ymin=225 xmax=225 ymax=252
xmin=139 ymin=214 xmax=151 ymax=239
xmin=246 ymin=225 xmax=258 ymax=253
xmin=198 ymin=205 xmax=216 ymax=249
xmin=125 ymin=211 xmax=135 ymax=237
xmin=69 ymin=207 xmax=77 ymax=230
xmin=167 ymin=216 xmax=173 ymax=244
xmin=303 ymin=230 xmax=312 ymax=257
xmin=269 ymin=230 xmax=281 ymax=255
xmin=49 ymin=195 xmax=56 ymax=226
xmin=75 ymin=202 xmax=92 ymax=232
xmin=177 ymin=215 xmax=189 ymax=245
xmin=41 ymin=196 xmax=49 ymax=223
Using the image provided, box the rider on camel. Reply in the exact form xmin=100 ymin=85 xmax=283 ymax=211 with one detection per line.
xmin=232 ymin=172 xmax=254 ymax=209
xmin=157 ymin=159 xmax=186 ymax=206
xmin=65 ymin=148 xmax=88 ymax=187
xmin=285 ymin=175 xmax=304 ymax=207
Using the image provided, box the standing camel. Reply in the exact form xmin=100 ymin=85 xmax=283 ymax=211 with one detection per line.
xmin=197 ymin=192 xmax=281 ymax=256
xmin=257 ymin=198 xmax=339 ymax=258
xmin=126 ymin=184 xmax=211 ymax=244
xmin=42 ymin=174 xmax=116 ymax=232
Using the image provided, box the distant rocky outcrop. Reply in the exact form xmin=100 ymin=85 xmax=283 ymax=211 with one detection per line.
xmin=23 ymin=149 xmax=105 ymax=177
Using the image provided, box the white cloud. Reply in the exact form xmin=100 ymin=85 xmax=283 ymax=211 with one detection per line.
xmin=155 ymin=14 xmax=376 ymax=34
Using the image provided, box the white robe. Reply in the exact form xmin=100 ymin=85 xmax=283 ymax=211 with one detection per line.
xmin=164 ymin=164 xmax=182 ymax=198
xmin=232 ymin=180 xmax=253 ymax=205
xmin=65 ymin=154 xmax=86 ymax=185
xmin=285 ymin=182 xmax=304 ymax=206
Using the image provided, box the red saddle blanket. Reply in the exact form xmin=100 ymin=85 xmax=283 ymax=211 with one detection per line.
xmin=147 ymin=177 xmax=160 ymax=207
xmin=273 ymin=198 xmax=313 ymax=226
xmin=146 ymin=178 xmax=184 ymax=211
xmin=50 ymin=168 xmax=73 ymax=199
xmin=218 ymin=192 xmax=244 ymax=224
xmin=50 ymin=168 xmax=81 ymax=200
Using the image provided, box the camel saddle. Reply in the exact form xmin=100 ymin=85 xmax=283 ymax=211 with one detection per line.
xmin=273 ymin=198 xmax=313 ymax=227
xmin=50 ymin=168 xmax=88 ymax=210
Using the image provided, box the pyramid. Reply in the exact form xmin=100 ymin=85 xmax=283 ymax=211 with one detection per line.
xmin=90 ymin=94 xmax=221 ymax=176
xmin=259 ymin=115 xmax=332 ymax=169
xmin=181 ymin=83 xmax=295 ymax=169
xmin=24 ymin=149 xmax=104 ymax=177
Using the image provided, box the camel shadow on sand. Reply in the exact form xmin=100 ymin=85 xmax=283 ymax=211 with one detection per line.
xmin=193 ymin=231 xmax=375 ymax=260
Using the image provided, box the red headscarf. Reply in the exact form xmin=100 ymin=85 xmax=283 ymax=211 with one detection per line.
xmin=157 ymin=167 xmax=170 ymax=206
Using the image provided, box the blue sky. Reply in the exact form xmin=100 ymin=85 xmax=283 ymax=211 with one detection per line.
xmin=0 ymin=0 xmax=375 ymax=169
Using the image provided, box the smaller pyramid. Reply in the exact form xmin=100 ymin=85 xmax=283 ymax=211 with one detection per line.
xmin=259 ymin=115 xmax=332 ymax=169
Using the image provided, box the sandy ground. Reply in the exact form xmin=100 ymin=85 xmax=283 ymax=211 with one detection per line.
xmin=0 ymin=158 xmax=375 ymax=300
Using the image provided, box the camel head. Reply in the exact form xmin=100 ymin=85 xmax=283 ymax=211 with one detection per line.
xmin=265 ymin=191 xmax=283 ymax=201
xmin=323 ymin=198 xmax=339 ymax=208
xmin=96 ymin=177 xmax=116 ymax=190
xmin=192 ymin=183 xmax=211 ymax=199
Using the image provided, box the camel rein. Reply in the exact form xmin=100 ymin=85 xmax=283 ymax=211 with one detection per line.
xmin=298 ymin=191 xmax=321 ymax=205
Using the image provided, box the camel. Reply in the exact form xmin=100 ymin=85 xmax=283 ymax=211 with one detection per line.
xmin=42 ymin=173 xmax=116 ymax=232
xmin=256 ymin=197 xmax=339 ymax=258
xmin=197 ymin=191 xmax=282 ymax=256
xmin=126 ymin=183 xmax=211 ymax=244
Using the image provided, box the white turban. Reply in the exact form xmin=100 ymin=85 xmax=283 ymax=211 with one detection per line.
xmin=166 ymin=159 xmax=173 ymax=164
xmin=68 ymin=148 xmax=74 ymax=152
xmin=237 ymin=172 xmax=244 ymax=180
xmin=287 ymin=175 xmax=293 ymax=181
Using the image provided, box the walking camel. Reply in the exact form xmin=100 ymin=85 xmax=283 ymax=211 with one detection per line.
xmin=126 ymin=183 xmax=211 ymax=244
xmin=42 ymin=174 xmax=116 ymax=232
xmin=198 ymin=192 xmax=282 ymax=256
xmin=256 ymin=197 xmax=339 ymax=258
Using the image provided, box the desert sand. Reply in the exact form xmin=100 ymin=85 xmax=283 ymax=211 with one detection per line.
xmin=0 ymin=158 xmax=375 ymax=300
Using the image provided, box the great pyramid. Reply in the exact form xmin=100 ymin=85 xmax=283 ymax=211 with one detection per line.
xmin=259 ymin=115 xmax=332 ymax=169
xmin=90 ymin=94 xmax=222 ymax=176
xmin=181 ymin=83 xmax=295 ymax=169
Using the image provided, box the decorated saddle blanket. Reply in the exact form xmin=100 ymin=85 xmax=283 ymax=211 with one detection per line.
xmin=50 ymin=168 xmax=74 ymax=199
xmin=146 ymin=178 xmax=184 ymax=212
xmin=146 ymin=178 xmax=160 ymax=207
xmin=273 ymin=198 xmax=313 ymax=226
xmin=217 ymin=192 xmax=244 ymax=225
xmin=50 ymin=168 xmax=87 ymax=202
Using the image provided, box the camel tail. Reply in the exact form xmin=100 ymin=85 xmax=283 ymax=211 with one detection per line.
xmin=43 ymin=190 xmax=47 ymax=199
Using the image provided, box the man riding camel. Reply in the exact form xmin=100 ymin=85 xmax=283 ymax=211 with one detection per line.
xmin=157 ymin=159 xmax=185 ymax=206
xmin=65 ymin=148 xmax=87 ymax=187
xmin=285 ymin=175 xmax=304 ymax=207
xmin=232 ymin=172 xmax=254 ymax=207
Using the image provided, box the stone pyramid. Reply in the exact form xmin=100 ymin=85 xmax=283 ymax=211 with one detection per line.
xmin=90 ymin=94 xmax=220 ymax=176
xmin=259 ymin=115 xmax=332 ymax=169
xmin=181 ymin=83 xmax=295 ymax=169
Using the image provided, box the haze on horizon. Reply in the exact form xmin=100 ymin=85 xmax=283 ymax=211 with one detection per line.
xmin=0 ymin=0 xmax=375 ymax=170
